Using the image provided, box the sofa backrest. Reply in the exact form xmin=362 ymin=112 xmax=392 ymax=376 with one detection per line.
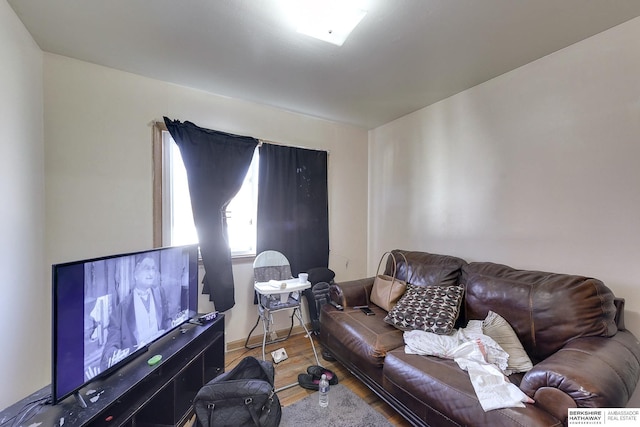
xmin=386 ymin=250 xmax=467 ymax=287
xmin=462 ymin=262 xmax=618 ymax=362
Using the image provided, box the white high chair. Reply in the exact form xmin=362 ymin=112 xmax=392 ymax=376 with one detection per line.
xmin=244 ymin=250 xmax=319 ymax=372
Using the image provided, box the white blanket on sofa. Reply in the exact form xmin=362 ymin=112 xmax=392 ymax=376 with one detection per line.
xmin=403 ymin=321 xmax=534 ymax=411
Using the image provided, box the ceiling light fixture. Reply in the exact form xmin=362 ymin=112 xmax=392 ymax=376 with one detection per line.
xmin=281 ymin=0 xmax=368 ymax=46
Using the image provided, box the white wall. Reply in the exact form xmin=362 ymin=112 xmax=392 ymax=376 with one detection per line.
xmin=43 ymin=54 xmax=368 ymax=352
xmin=0 ymin=1 xmax=45 ymax=409
xmin=369 ymin=17 xmax=640 ymax=405
xmin=10 ymin=0 xmax=638 ymax=411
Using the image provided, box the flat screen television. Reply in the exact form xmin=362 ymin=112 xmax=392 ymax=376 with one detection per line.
xmin=51 ymin=244 xmax=199 ymax=405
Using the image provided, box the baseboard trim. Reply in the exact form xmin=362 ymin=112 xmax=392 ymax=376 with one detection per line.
xmin=226 ymin=323 xmax=312 ymax=352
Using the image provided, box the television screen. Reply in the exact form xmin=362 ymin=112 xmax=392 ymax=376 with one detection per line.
xmin=52 ymin=244 xmax=199 ymax=404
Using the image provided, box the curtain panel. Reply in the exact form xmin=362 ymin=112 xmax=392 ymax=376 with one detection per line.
xmin=256 ymin=143 xmax=329 ymax=277
xmin=163 ymin=117 xmax=258 ymax=312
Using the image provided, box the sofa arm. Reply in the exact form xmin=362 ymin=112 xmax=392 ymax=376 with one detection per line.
xmin=521 ymin=331 xmax=640 ymax=422
xmin=329 ymin=277 xmax=374 ymax=308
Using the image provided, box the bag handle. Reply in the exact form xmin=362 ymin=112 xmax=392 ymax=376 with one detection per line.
xmin=207 ymin=403 xmax=215 ymax=427
xmin=245 ymin=397 xmax=261 ymax=427
xmin=375 ymin=251 xmax=395 ymax=279
xmin=375 ymin=251 xmax=409 ymax=282
xmin=245 ymin=390 xmax=276 ymax=427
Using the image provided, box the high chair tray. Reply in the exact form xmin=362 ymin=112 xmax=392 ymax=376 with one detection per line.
xmin=254 ymin=278 xmax=311 ymax=295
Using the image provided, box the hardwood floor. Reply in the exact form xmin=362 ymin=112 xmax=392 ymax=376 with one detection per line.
xmin=226 ymin=332 xmax=413 ymax=426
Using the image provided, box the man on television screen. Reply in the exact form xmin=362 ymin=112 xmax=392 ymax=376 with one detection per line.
xmin=100 ymin=254 xmax=171 ymax=370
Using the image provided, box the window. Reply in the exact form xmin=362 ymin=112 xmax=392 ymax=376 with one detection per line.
xmin=153 ymin=123 xmax=258 ymax=256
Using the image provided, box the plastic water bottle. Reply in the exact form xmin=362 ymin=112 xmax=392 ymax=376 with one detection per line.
xmin=319 ymin=374 xmax=329 ymax=407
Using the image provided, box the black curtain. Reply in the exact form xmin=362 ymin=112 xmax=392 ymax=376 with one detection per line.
xmin=256 ymin=143 xmax=329 ymax=276
xmin=164 ymin=118 xmax=258 ymax=312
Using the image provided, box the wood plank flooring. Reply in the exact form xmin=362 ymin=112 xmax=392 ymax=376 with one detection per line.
xmin=226 ymin=332 xmax=413 ymax=426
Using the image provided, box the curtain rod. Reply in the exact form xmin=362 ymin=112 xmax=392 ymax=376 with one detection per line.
xmin=258 ymin=138 xmax=329 ymax=154
xmin=154 ymin=121 xmax=329 ymax=154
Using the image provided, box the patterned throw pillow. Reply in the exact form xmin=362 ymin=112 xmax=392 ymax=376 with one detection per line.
xmin=384 ymin=283 xmax=464 ymax=334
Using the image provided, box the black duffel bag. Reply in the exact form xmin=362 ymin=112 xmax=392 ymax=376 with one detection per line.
xmin=194 ymin=356 xmax=281 ymax=427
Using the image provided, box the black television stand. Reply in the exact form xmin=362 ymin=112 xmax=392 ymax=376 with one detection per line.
xmin=0 ymin=314 xmax=224 ymax=427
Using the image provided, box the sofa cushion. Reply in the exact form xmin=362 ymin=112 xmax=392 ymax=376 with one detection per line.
xmin=384 ymin=283 xmax=464 ymax=334
xmin=463 ymin=262 xmax=617 ymax=361
xmin=320 ymin=304 xmax=404 ymax=369
xmin=388 ymin=250 xmax=467 ymax=287
xmin=382 ymin=347 xmax=561 ymax=426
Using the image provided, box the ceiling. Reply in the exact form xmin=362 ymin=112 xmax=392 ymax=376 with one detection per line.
xmin=9 ymin=0 xmax=640 ymax=129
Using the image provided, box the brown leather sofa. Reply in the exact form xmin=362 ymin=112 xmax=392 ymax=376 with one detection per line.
xmin=319 ymin=250 xmax=640 ymax=426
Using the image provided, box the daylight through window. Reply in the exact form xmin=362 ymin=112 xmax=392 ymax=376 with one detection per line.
xmin=159 ymin=130 xmax=259 ymax=256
